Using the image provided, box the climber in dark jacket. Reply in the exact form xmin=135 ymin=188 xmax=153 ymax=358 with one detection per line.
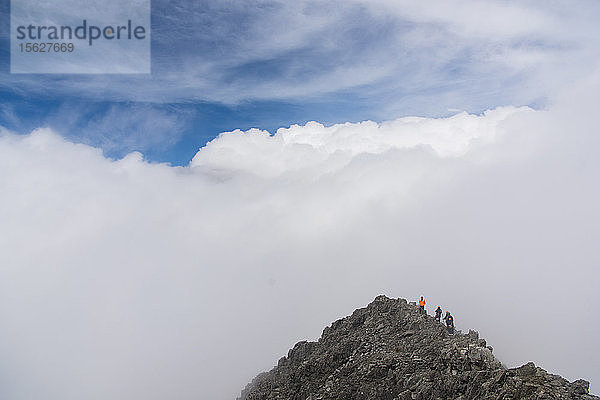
xmin=435 ymin=306 xmax=442 ymax=322
xmin=444 ymin=311 xmax=454 ymax=334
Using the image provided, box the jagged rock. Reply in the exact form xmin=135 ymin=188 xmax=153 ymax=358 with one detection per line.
xmin=239 ymin=295 xmax=597 ymax=400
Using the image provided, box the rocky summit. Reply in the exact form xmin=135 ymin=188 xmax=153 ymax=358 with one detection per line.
xmin=239 ymin=295 xmax=597 ymax=400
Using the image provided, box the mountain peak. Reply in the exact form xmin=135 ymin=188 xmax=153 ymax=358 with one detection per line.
xmin=239 ymin=295 xmax=597 ymax=400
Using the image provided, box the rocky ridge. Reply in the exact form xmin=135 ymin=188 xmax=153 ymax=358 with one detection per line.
xmin=239 ymin=295 xmax=597 ymax=400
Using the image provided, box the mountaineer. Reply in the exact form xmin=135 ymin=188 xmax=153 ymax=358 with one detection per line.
xmin=444 ymin=311 xmax=455 ymax=334
xmin=435 ymin=306 xmax=442 ymax=322
xmin=418 ymin=296 xmax=426 ymax=314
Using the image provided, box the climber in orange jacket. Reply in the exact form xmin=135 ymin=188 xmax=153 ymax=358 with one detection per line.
xmin=418 ymin=296 xmax=426 ymax=314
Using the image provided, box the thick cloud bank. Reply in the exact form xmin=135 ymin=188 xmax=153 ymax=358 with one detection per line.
xmin=1 ymin=84 xmax=599 ymax=398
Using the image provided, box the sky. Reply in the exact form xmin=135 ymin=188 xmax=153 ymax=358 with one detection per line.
xmin=1 ymin=1 xmax=599 ymax=399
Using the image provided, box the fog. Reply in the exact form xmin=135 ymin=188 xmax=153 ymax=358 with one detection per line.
xmin=1 ymin=75 xmax=599 ymax=398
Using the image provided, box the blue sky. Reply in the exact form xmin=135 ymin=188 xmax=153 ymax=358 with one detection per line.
xmin=1 ymin=0 xmax=598 ymax=164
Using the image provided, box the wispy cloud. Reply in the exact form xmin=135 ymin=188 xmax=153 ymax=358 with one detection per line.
xmin=51 ymin=103 xmax=193 ymax=157
xmin=2 ymin=0 xmax=599 ymax=113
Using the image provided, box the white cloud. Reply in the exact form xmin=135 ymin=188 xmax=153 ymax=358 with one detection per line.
xmin=191 ymin=106 xmax=529 ymax=178
xmin=1 ymin=72 xmax=599 ymax=400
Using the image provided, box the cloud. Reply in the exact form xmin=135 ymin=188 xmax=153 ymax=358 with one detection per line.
xmin=54 ymin=103 xmax=192 ymax=157
xmin=191 ymin=106 xmax=529 ymax=178
xmin=1 ymin=71 xmax=599 ymax=400
xmin=3 ymin=0 xmax=600 ymax=114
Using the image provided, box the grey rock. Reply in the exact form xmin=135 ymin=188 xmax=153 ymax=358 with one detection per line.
xmin=238 ymin=295 xmax=598 ymax=400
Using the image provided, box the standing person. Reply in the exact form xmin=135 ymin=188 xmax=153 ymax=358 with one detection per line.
xmin=419 ymin=296 xmax=426 ymax=314
xmin=435 ymin=306 xmax=442 ymax=322
xmin=444 ymin=311 xmax=455 ymax=334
